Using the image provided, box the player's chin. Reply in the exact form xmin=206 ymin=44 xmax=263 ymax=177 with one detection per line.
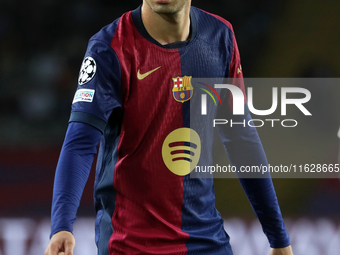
xmin=147 ymin=0 xmax=183 ymax=14
xmin=152 ymin=6 xmax=177 ymax=15
xmin=153 ymin=4 xmax=182 ymax=14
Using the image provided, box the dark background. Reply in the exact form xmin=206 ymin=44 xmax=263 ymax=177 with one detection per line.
xmin=1 ymin=0 xmax=340 ymax=222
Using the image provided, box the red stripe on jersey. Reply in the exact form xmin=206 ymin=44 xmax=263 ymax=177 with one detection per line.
xmin=109 ymin=11 xmax=189 ymax=254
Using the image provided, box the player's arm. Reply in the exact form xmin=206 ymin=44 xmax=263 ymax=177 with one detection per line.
xmin=217 ymin=26 xmax=293 ymax=254
xmin=46 ymin=36 xmax=122 ymax=255
xmin=217 ymin=113 xmax=291 ymax=248
xmin=45 ymin=122 xmax=102 ymax=255
xmin=217 ymin=113 xmax=293 ymax=254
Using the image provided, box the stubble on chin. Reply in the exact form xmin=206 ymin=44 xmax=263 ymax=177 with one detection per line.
xmin=145 ymin=0 xmax=189 ymax=15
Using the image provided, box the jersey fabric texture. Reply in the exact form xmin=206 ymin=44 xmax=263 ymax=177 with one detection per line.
xmin=51 ymin=5 xmax=290 ymax=255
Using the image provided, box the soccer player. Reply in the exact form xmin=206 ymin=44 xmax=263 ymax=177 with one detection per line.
xmin=45 ymin=0 xmax=293 ymax=255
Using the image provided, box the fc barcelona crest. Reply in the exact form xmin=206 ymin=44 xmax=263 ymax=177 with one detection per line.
xmin=172 ymin=76 xmax=193 ymax=103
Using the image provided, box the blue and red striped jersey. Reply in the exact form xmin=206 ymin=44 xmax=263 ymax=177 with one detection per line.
xmin=59 ymin=5 xmax=290 ymax=255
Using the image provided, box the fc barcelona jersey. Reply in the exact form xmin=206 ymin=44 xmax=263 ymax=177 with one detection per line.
xmin=71 ymin=5 xmax=245 ymax=255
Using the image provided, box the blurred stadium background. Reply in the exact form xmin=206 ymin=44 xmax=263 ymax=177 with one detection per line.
xmin=1 ymin=0 xmax=340 ymax=254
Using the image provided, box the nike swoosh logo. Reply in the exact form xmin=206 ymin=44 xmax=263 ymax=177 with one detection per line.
xmin=137 ymin=66 xmax=161 ymax=80
xmin=237 ymin=65 xmax=242 ymax=74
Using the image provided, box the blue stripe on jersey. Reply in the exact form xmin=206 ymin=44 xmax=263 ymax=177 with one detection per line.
xmin=179 ymin=8 xmax=235 ymax=254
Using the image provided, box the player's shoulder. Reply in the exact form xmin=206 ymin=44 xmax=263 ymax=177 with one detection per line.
xmin=192 ymin=7 xmax=235 ymax=47
xmin=88 ymin=10 xmax=135 ymax=52
xmin=192 ymin=7 xmax=234 ymax=33
xmin=90 ymin=17 xmax=122 ymax=46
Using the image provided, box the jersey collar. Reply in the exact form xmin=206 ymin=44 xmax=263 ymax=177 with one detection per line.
xmin=131 ymin=5 xmax=197 ymax=49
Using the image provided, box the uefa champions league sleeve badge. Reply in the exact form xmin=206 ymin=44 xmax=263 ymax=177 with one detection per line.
xmin=78 ymin=56 xmax=97 ymax=85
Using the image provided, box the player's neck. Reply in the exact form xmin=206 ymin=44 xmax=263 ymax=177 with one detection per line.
xmin=141 ymin=3 xmax=191 ymax=45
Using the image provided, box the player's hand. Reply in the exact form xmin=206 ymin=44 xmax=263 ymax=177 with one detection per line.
xmin=270 ymin=245 xmax=293 ymax=255
xmin=45 ymin=231 xmax=75 ymax=255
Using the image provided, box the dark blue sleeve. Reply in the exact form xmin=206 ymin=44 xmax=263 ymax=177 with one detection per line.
xmin=50 ymin=122 xmax=102 ymax=237
xmin=217 ymin=113 xmax=290 ymax=248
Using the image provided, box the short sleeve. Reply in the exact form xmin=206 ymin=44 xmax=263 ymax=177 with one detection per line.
xmin=70 ymin=39 xmax=122 ymax=132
